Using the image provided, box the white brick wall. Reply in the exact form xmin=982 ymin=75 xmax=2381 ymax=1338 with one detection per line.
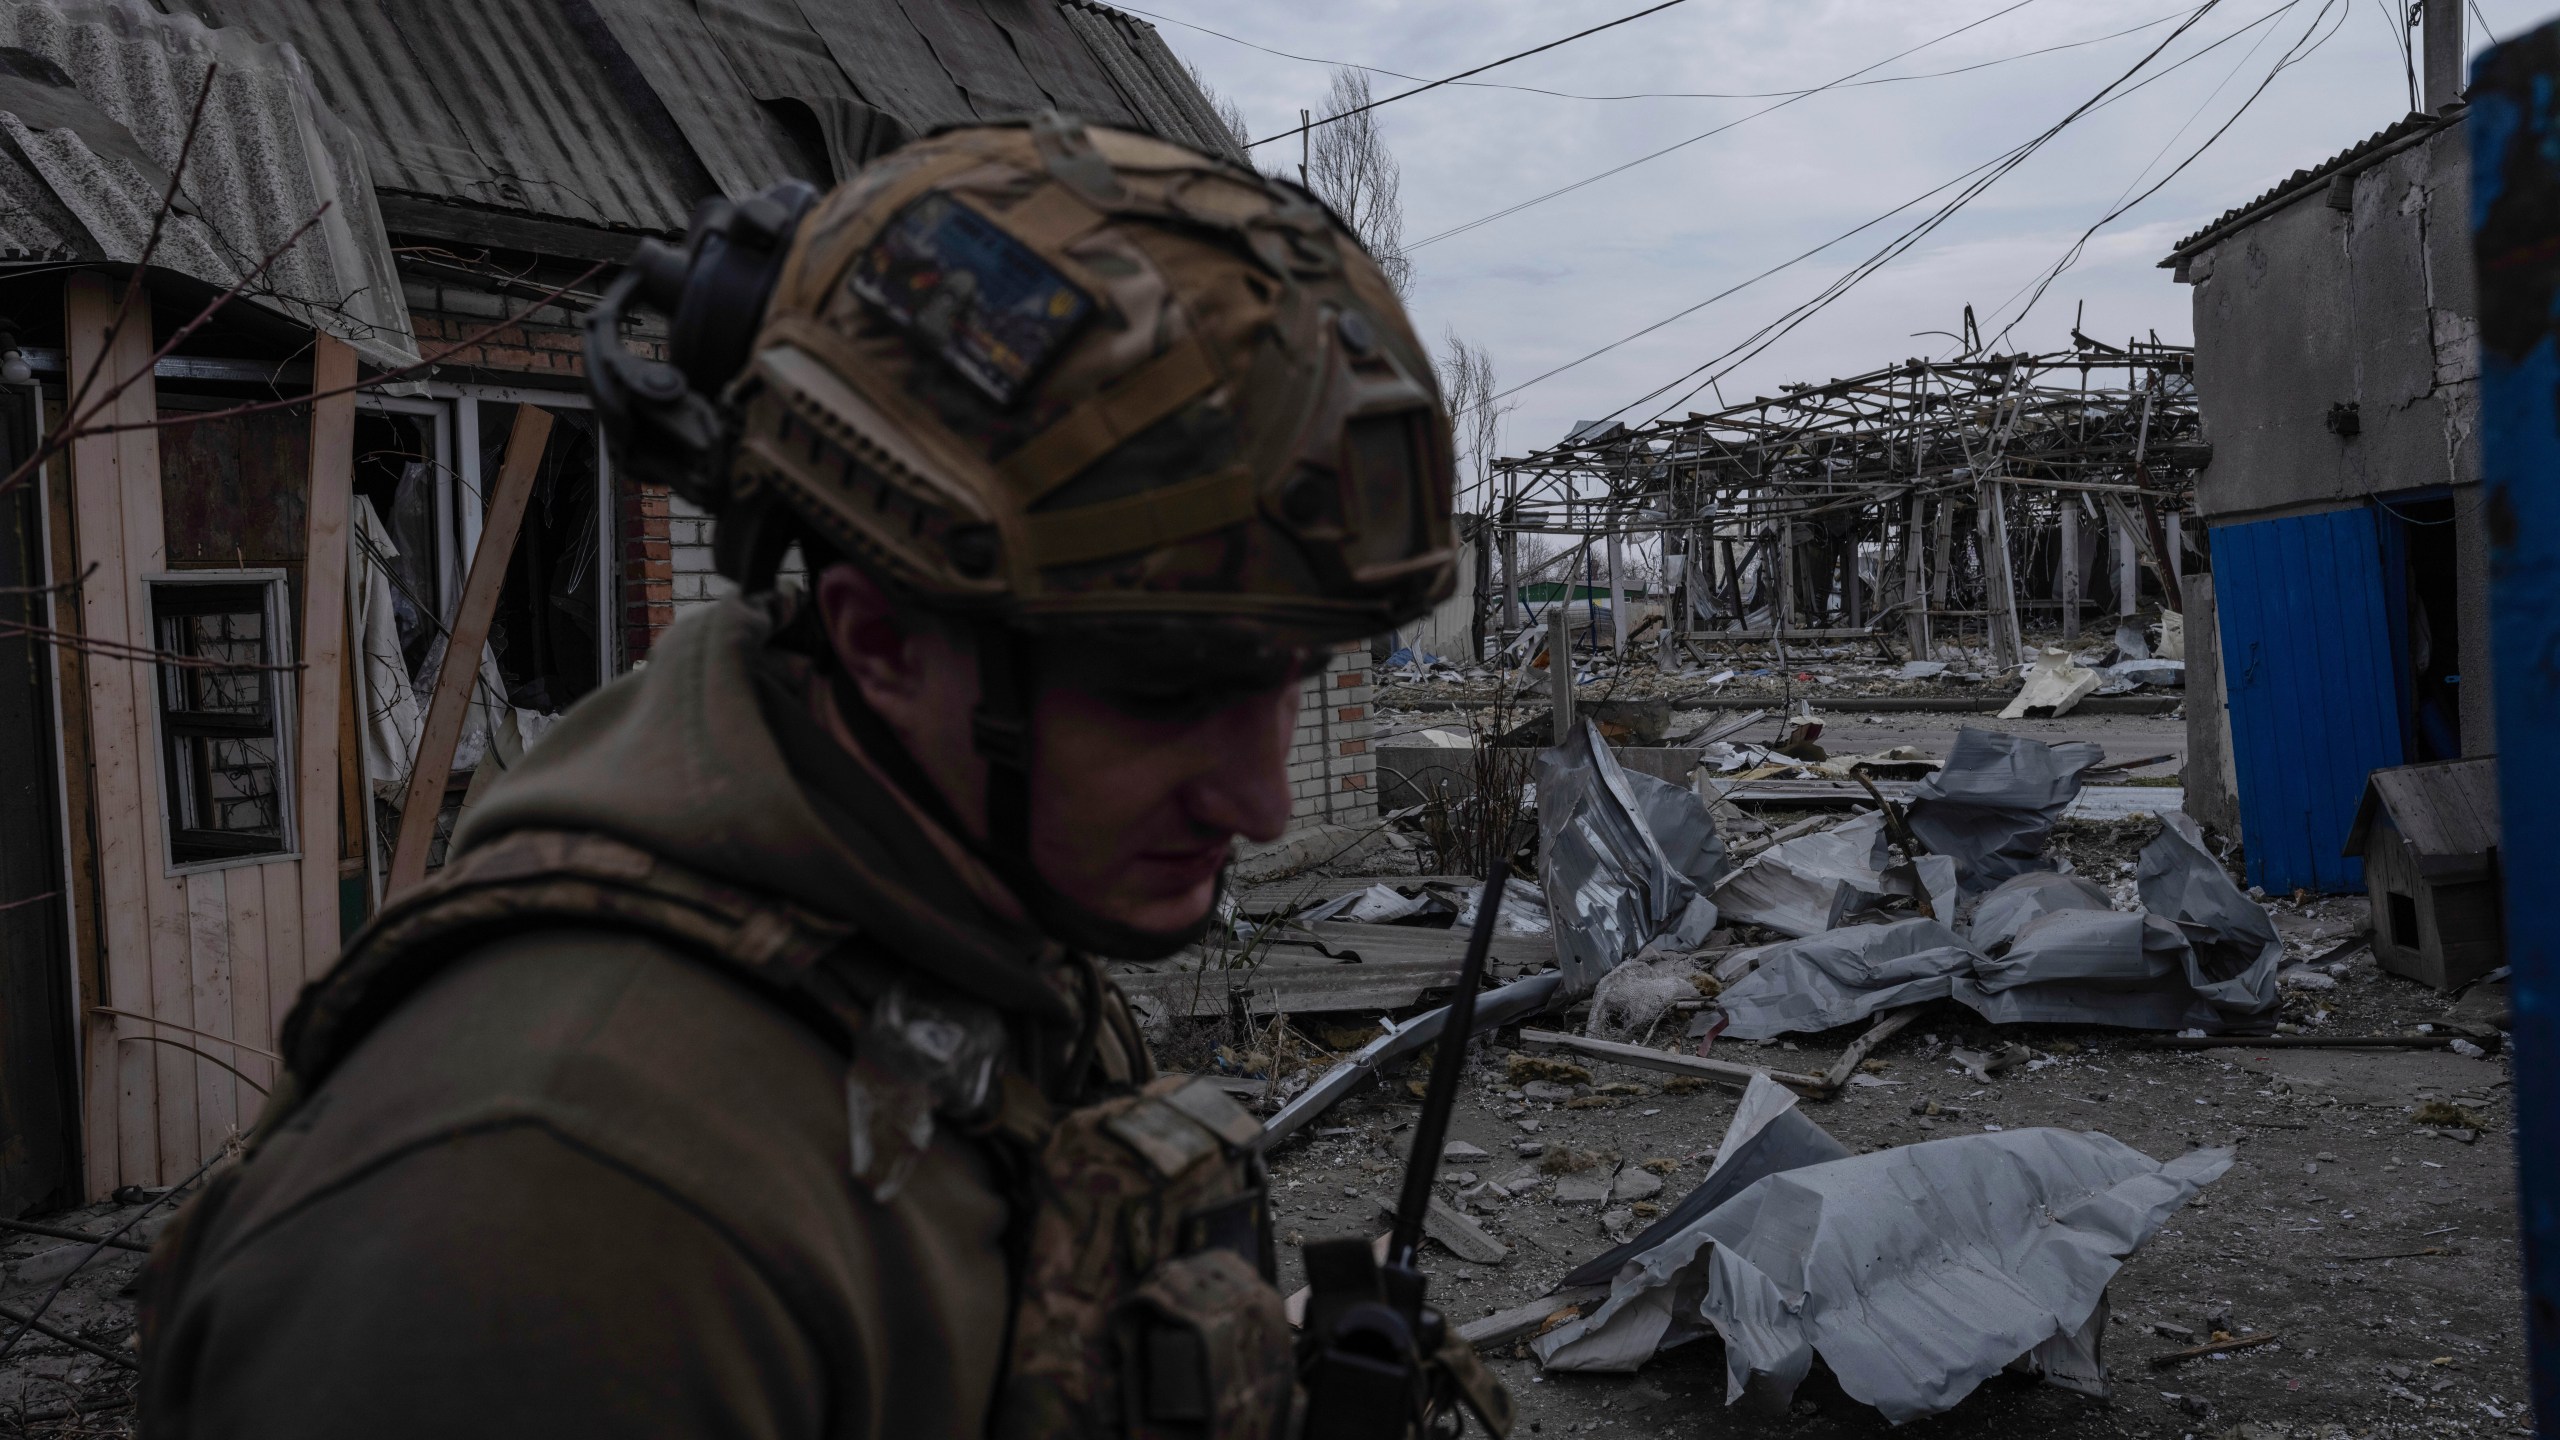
xmin=668 ymin=493 xmax=730 ymax=610
xmin=672 ymin=501 xmax=1377 ymax=825
xmin=1289 ymin=646 xmax=1376 ymax=827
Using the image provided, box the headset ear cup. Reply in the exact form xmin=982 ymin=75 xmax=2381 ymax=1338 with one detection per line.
xmin=713 ymin=494 xmax=800 ymax=592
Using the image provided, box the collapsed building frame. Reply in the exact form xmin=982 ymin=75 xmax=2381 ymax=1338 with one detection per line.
xmin=1482 ymin=336 xmax=2209 ymax=670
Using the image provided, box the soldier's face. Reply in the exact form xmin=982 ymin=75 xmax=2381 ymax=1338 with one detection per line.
xmin=818 ymin=564 xmax=1300 ymax=936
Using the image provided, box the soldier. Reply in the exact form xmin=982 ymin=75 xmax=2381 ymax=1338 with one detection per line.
xmin=139 ymin=117 xmax=1497 ymax=1438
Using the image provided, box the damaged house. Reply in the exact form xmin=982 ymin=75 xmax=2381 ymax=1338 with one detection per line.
xmin=2165 ymin=0 xmax=2493 ymax=894
xmin=0 ymin=0 xmax=1270 ymax=1213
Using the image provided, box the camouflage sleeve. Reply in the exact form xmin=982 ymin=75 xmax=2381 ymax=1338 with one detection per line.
xmin=150 ymin=1125 xmax=829 ymax=1439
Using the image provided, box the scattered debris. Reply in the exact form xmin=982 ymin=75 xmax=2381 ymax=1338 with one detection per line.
xmin=2148 ymin=1332 xmax=2281 ymax=1368
xmin=2002 ymin=646 xmax=2102 ymax=719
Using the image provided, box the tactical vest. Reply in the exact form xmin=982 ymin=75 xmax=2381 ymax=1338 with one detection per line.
xmin=140 ymin=829 xmax=1298 ymax=1440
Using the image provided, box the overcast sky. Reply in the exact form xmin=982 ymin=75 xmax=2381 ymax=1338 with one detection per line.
xmin=1136 ymin=0 xmax=2541 ymax=463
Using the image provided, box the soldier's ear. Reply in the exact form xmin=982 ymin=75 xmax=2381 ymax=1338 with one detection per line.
xmin=813 ymin=561 xmax=975 ymax=727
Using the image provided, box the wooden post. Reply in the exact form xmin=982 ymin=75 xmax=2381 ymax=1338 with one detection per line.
xmin=385 ymin=405 xmax=554 ymax=895
xmin=296 ymin=335 xmax=356 ymax=978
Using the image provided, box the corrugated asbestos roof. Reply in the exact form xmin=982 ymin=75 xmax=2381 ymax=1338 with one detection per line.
xmin=2345 ymin=756 xmax=2501 ymax=879
xmin=148 ymin=0 xmax=1243 ymax=241
xmin=2161 ymin=108 xmax=2461 ymax=265
xmin=0 ymin=0 xmax=415 ymax=363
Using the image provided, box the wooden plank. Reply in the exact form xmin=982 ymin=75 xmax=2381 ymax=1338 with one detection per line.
xmin=225 ymin=861 xmax=272 ymax=1094
xmin=386 ymin=405 xmax=552 ymax=894
xmin=64 ymin=272 xmax=164 ymax=1187
xmin=260 ymin=860 xmax=303 ymax=1053
xmin=103 ymin=298 xmax=200 ymax=1186
xmin=183 ymin=868 xmax=237 ymax=1151
xmin=298 ymin=334 xmax=357 ymax=973
xmin=46 ymin=394 xmax=116 ymax=1201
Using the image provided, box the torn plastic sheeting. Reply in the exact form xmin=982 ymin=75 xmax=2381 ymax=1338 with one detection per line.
xmin=1998 ymin=647 xmax=2101 ymax=720
xmin=1709 ymin=812 xmax=1952 ymax=939
xmin=1536 ymin=720 xmax=1723 ymax=996
xmin=1535 ymin=1076 xmax=2230 ymax=1424
xmin=1904 ymin=728 xmax=2104 ymax=894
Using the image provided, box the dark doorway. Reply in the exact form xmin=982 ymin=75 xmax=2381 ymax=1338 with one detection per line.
xmin=475 ymin=404 xmax=605 ymax=715
xmin=2381 ymin=494 xmax=2462 ymax=762
xmin=0 ymin=388 xmax=77 ymax=1216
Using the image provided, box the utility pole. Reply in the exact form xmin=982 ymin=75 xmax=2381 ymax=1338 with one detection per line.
xmin=2422 ymin=0 xmax=2466 ymax=113
xmin=1299 ymin=108 xmax=1311 ymax=186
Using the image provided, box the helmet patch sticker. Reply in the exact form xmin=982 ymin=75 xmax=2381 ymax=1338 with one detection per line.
xmin=849 ymin=193 xmax=1094 ymax=405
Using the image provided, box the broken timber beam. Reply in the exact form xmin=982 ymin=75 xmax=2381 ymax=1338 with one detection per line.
xmin=386 ymin=404 xmax=553 ymax=894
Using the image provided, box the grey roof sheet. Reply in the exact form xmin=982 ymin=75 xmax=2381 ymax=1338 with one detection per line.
xmin=2161 ymin=108 xmax=2459 ymax=264
xmin=151 ymin=0 xmax=1241 ymax=240
xmin=0 ymin=0 xmax=415 ymax=364
xmin=2345 ymin=756 xmax=2500 ymax=873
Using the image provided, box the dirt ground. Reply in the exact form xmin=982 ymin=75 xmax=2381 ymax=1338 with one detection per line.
xmin=1260 ymin=860 xmax=2527 ymax=1439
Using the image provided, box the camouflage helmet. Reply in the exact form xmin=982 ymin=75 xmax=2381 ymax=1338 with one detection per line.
xmin=717 ymin=115 xmax=1458 ymax=645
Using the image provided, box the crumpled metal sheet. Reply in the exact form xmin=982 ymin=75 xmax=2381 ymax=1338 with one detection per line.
xmin=1710 ymin=917 xmax=1980 ymax=1038
xmin=1713 ymin=839 xmax=2282 ymax=1038
xmin=1905 ymin=728 xmax=2106 ymax=893
xmin=1536 ymin=1076 xmax=2231 ymax=1424
xmin=1536 ymin=720 xmax=1724 ymax=996
xmin=1711 ymin=811 xmax=1891 ymax=937
xmin=2137 ymin=812 xmax=2283 ymax=1019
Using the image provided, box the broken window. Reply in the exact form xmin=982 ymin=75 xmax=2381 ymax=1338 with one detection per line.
xmin=351 ymin=402 xmax=448 ymax=694
xmin=475 ymin=403 xmax=607 ymax=713
xmin=151 ymin=576 xmax=290 ymax=865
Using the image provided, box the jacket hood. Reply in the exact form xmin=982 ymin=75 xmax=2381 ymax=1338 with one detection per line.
xmin=452 ymin=594 xmax=1069 ymax=1018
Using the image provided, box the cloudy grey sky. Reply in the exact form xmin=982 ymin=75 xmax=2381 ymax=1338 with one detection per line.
xmin=1136 ymin=0 xmax=2538 ymax=462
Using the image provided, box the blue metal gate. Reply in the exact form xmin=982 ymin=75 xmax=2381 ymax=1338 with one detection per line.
xmin=2209 ymin=507 xmax=2406 ymax=893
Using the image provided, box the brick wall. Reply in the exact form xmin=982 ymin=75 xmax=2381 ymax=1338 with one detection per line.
xmin=1289 ymin=647 xmax=1376 ymax=828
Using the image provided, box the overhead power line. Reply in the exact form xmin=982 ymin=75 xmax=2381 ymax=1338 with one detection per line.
xmin=1236 ymin=0 xmax=1696 ymax=148
xmin=1408 ymin=0 xmax=2051 ymax=252
xmin=1471 ymin=0 xmax=2296 ymax=417
xmin=1123 ymin=3 xmax=2192 ymax=104
xmin=1984 ymin=0 xmax=2353 ymax=349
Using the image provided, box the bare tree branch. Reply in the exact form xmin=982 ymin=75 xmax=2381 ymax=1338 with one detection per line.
xmin=1306 ymin=68 xmax=1412 ymax=296
xmin=1436 ymin=329 xmax=1514 ymax=514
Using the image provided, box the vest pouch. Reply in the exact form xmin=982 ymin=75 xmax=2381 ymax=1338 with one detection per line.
xmin=1114 ymin=1247 xmax=1296 ymax=1440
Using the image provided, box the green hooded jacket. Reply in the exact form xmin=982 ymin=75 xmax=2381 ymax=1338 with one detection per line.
xmin=139 ymin=595 xmax=1147 ymax=1438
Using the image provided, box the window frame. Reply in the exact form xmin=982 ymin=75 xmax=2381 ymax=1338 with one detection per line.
xmin=147 ymin=569 xmax=297 ymax=873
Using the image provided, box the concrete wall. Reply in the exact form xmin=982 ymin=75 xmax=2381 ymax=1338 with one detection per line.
xmin=2180 ymin=118 xmax=2493 ymax=756
xmin=2181 ymin=572 xmax=2243 ymax=838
